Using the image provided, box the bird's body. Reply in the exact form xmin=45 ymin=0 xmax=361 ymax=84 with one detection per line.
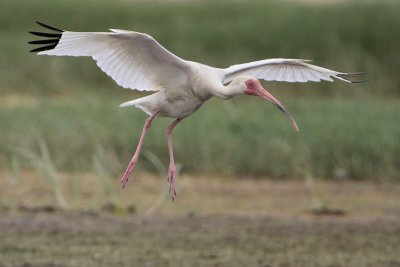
xmin=121 ymin=61 xmax=222 ymax=118
xmin=30 ymin=22 xmax=364 ymax=199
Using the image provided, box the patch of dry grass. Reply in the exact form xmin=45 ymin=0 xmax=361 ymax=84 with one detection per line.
xmin=1 ymin=171 xmax=400 ymax=219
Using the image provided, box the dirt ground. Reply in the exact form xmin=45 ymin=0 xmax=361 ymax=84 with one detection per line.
xmin=1 ymin=174 xmax=400 ymax=266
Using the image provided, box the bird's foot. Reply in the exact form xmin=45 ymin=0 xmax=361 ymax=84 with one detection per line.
xmin=121 ymin=159 xmax=137 ymax=189
xmin=120 ymin=175 xmax=129 ymax=189
xmin=167 ymin=164 xmax=177 ymax=200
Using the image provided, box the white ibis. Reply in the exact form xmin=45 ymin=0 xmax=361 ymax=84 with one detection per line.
xmin=29 ymin=22 xmax=364 ymax=199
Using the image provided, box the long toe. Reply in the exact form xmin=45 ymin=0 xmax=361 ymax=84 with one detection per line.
xmin=169 ymin=187 xmax=177 ymax=201
xmin=167 ymin=168 xmax=177 ymax=200
xmin=121 ymin=167 xmax=133 ymax=189
xmin=121 ymin=175 xmax=129 ymax=189
xmin=121 ymin=160 xmax=138 ymax=189
xmin=167 ymin=169 xmax=175 ymax=183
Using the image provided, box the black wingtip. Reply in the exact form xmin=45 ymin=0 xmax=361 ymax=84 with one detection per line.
xmin=344 ymin=72 xmax=368 ymax=77
xmin=29 ymin=31 xmax=61 ymax=38
xmin=338 ymin=72 xmax=368 ymax=84
xmin=30 ymin=44 xmax=58 ymax=53
xmin=350 ymin=79 xmax=369 ymax=84
xmin=28 ymin=39 xmax=61 ymax=45
xmin=36 ymin=21 xmax=64 ymax=32
xmin=29 ymin=22 xmax=64 ymax=53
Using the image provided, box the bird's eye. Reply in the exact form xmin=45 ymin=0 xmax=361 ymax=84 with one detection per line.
xmin=249 ymin=82 xmax=253 ymax=86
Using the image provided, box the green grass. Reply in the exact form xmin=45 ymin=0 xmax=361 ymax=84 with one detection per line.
xmin=0 ymin=0 xmax=399 ymax=96
xmin=1 ymin=94 xmax=399 ymax=180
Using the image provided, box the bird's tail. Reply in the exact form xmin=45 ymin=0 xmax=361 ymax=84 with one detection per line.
xmin=119 ymin=94 xmax=160 ymax=116
xmin=119 ymin=99 xmax=151 ymax=115
xmin=119 ymin=99 xmax=141 ymax=108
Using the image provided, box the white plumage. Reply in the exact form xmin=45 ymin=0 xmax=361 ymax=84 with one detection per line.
xmin=30 ymin=22 xmax=364 ymax=199
xmin=33 ymin=27 xmax=362 ymax=118
xmin=39 ymin=31 xmax=188 ymax=92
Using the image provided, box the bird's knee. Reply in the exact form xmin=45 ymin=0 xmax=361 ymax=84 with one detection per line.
xmin=144 ymin=123 xmax=152 ymax=130
xmin=144 ymin=119 xmax=154 ymax=130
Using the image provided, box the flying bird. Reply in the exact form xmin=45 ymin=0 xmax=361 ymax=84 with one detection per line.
xmin=29 ymin=22 xmax=365 ymax=199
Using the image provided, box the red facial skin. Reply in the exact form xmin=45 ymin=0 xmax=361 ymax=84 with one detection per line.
xmin=244 ymin=79 xmax=299 ymax=132
xmin=244 ymin=79 xmax=260 ymax=96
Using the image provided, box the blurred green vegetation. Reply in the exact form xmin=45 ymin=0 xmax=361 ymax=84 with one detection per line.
xmin=1 ymin=0 xmax=400 ymax=96
xmin=1 ymin=96 xmax=399 ymax=180
xmin=0 ymin=0 xmax=399 ymax=180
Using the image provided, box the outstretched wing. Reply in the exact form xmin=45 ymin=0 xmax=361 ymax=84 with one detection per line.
xmin=29 ymin=22 xmax=189 ymax=91
xmin=223 ymin=58 xmax=365 ymax=84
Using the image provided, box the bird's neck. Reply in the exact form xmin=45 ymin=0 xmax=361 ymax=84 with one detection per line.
xmin=213 ymin=82 xmax=241 ymax=100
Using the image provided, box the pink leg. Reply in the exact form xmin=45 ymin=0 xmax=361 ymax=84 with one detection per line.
xmin=166 ymin=118 xmax=183 ymax=200
xmin=121 ymin=111 xmax=159 ymax=189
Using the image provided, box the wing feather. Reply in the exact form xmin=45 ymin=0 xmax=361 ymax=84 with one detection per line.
xmin=31 ymin=25 xmax=189 ymax=91
xmin=223 ymin=58 xmax=364 ymax=84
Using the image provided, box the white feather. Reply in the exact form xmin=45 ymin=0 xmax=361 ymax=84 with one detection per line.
xmin=33 ymin=25 xmax=362 ymax=118
xmin=223 ymin=58 xmax=351 ymax=84
xmin=38 ymin=30 xmax=188 ymax=91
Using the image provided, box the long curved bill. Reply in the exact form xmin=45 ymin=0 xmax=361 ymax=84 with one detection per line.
xmin=257 ymin=86 xmax=299 ymax=132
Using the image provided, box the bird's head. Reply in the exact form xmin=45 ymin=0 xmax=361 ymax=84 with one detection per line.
xmin=233 ymin=76 xmax=299 ymax=132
